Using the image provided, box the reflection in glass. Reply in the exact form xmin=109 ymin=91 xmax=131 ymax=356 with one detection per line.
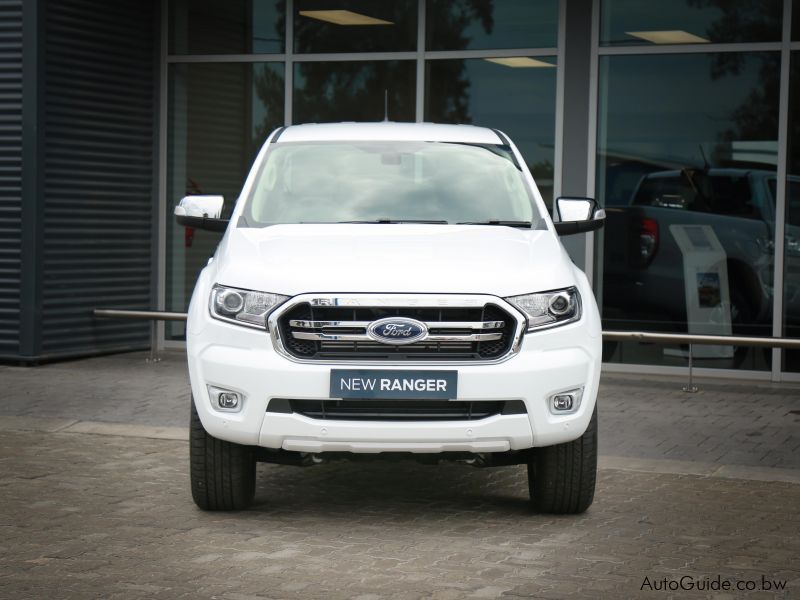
xmin=784 ymin=52 xmax=800 ymax=371
xmin=425 ymin=58 xmax=557 ymax=205
xmin=294 ymin=0 xmax=416 ymax=53
xmin=426 ymin=0 xmax=557 ymax=51
xmin=167 ymin=63 xmax=284 ymax=340
xmin=596 ymin=52 xmax=780 ymax=370
xmin=169 ymin=0 xmax=285 ymax=55
xmin=795 ymin=1 xmax=800 ymax=41
xmin=600 ymin=0 xmax=782 ymax=46
xmin=294 ymin=61 xmax=415 ymax=123
xmin=243 ymin=142 xmax=544 ymax=226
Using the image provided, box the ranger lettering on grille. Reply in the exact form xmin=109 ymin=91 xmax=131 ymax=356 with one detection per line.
xmin=379 ymin=378 xmax=448 ymax=392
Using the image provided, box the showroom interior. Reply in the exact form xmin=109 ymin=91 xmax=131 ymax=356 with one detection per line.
xmin=4 ymin=0 xmax=800 ymax=380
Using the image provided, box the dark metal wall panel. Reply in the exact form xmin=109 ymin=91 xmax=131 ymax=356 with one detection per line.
xmin=41 ymin=0 xmax=156 ymax=355
xmin=0 ymin=0 xmax=23 ymax=356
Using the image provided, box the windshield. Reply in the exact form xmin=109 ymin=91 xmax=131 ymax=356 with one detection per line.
xmin=241 ymin=141 xmax=545 ymax=227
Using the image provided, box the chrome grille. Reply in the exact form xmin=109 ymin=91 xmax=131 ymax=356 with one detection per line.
xmin=272 ymin=296 xmax=521 ymax=362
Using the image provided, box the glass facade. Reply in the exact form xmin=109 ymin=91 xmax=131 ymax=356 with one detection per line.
xmin=426 ymin=0 xmax=558 ymax=50
xmin=596 ymin=0 xmax=795 ymax=374
xmin=794 ymin=0 xmax=800 ymax=40
xmin=597 ymin=52 xmax=780 ymax=370
xmin=600 ymin=0 xmax=782 ymax=46
xmin=294 ymin=61 xmax=416 ymax=122
xmin=164 ymin=0 xmax=800 ymax=379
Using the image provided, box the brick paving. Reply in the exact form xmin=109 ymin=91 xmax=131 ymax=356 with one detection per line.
xmin=0 ymin=429 xmax=798 ymax=600
xmin=0 ymin=352 xmax=191 ymax=428
xmin=0 ymin=351 xmax=798 ymax=598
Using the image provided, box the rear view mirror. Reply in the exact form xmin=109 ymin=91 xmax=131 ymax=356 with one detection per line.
xmin=174 ymin=195 xmax=229 ymax=232
xmin=553 ymin=196 xmax=606 ymax=236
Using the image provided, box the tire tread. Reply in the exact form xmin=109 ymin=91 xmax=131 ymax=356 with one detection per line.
xmin=528 ymin=406 xmax=597 ymax=514
xmin=190 ymin=398 xmax=255 ymax=511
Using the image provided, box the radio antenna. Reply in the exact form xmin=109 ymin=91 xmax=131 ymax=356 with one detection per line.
xmin=698 ymin=144 xmax=710 ymax=172
xmin=384 ymin=89 xmax=389 ymax=122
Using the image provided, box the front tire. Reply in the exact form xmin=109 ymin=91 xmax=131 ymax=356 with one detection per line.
xmin=190 ymin=397 xmax=256 ymax=511
xmin=527 ymin=406 xmax=597 ymax=514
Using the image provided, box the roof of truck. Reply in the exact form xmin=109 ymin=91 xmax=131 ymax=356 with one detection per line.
xmin=274 ymin=122 xmax=505 ymax=145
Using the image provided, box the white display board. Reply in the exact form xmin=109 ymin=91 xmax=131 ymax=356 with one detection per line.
xmin=669 ymin=224 xmax=733 ymax=359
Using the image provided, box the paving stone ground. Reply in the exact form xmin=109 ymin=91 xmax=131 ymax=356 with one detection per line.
xmin=0 ymin=351 xmax=798 ymax=598
xmin=0 ymin=429 xmax=798 ymax=600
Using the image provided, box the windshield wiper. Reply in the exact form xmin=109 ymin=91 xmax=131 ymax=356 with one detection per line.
xmin=456 ymin=220 xmax=532 ymax=228
xmin=338 ymin=219 xmax=448 ymax=224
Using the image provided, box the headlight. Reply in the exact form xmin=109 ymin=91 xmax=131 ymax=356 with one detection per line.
xmin=506 ymin=287 xmax=581 ymax=332
xmin=210 ymin=284 xmax=288 ymax=329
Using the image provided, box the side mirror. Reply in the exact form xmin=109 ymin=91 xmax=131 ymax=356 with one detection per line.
xmin=174 ymin=195 xmax=229 ymax=232
xmin=553 ymin=196 xmax=606 ymax=236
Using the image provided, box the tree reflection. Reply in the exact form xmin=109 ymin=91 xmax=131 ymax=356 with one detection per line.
xmin=286 ymin=1 xmax=494 ymax=123
xmin=688 ymin=0 xmax=781 ymax=164
xmin=252 ymin=64 xmax=286 ymax=146
xmin=294 ymin=61 xmax=416 ymax=123
xmin=425 ymin=1 xmax=494 ymax=123
xmin=687 ymin=0 xmax=781 ymax=44
xmin=291 ymin=0 xmax=418 ymax=122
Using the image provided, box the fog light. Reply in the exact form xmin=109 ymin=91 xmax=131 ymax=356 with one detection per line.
xmin=207 ymin=385 xmax=242 ymax=412
xmin=218 ymin=392 xmax=239 ymax=409
xmin=553 ymin=394 xmax=573 ymax=411
xmin=549 ymin=388 xmax=583 ymax=414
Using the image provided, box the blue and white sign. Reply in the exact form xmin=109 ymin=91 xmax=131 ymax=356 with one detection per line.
xmin=331 ymin=369 xmax=458 ymax=399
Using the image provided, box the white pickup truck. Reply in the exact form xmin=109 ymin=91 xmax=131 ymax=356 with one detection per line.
xmin=175 ymin=122 xmax=605 ymax=514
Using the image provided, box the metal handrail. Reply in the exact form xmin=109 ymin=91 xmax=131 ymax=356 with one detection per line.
xmin=93 ymin=309 xmax=799 ymax=391
xmin=602 ymin=330 xmax=800 ymax=393
xmin=93 ymin=309 xmax=188 ymax=322
xmin=602 ymin=330 xmax=800 ymax=349
xmin=93 ymin=309 xmax=186 ymax=363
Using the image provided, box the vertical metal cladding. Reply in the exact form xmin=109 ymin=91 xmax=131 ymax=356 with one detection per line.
xmin=41 ymin=0 xmax=156 ymax=355
xmin=0 ymin=0 xmax=23 ymax=357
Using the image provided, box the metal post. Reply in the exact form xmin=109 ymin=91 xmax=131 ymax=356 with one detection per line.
xmin=682 ymin=343 xmax=698 ymax=393
xmin=146 ymin=319 xmax=161 ymax=363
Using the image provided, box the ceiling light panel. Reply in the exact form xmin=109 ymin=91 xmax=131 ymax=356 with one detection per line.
xmin=625 ymin=30 xmax=710 ymax=44
xmin=299 ymin=10 xmax=393 ymax=26
xmin=484 ymin=57 xmax=556 ymax=68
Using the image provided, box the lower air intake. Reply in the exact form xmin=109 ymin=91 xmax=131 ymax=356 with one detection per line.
xmin=269 ymin=399 xmax=526 ymax=421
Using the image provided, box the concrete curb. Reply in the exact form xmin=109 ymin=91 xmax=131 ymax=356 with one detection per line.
xmin=598 ymin=455 xmax=800 ymax=484
xmin=0 ymin=415 xmax=187 ymax=441
xmin=62 ymin=421 xmax=188 ymax=441
xmin=1 ymin=415 xmax=797 ymax=484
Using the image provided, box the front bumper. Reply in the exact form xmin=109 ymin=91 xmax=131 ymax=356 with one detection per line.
xmin=187 ymin=294 xmax=601 ymax=453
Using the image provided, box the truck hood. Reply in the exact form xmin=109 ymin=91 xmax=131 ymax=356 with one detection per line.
xmin=214 ymin=224 xmax=575 ymax=297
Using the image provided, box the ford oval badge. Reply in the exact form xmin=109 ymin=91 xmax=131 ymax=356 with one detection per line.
xmin=367 ymin=317 xmax=428 ymax=345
